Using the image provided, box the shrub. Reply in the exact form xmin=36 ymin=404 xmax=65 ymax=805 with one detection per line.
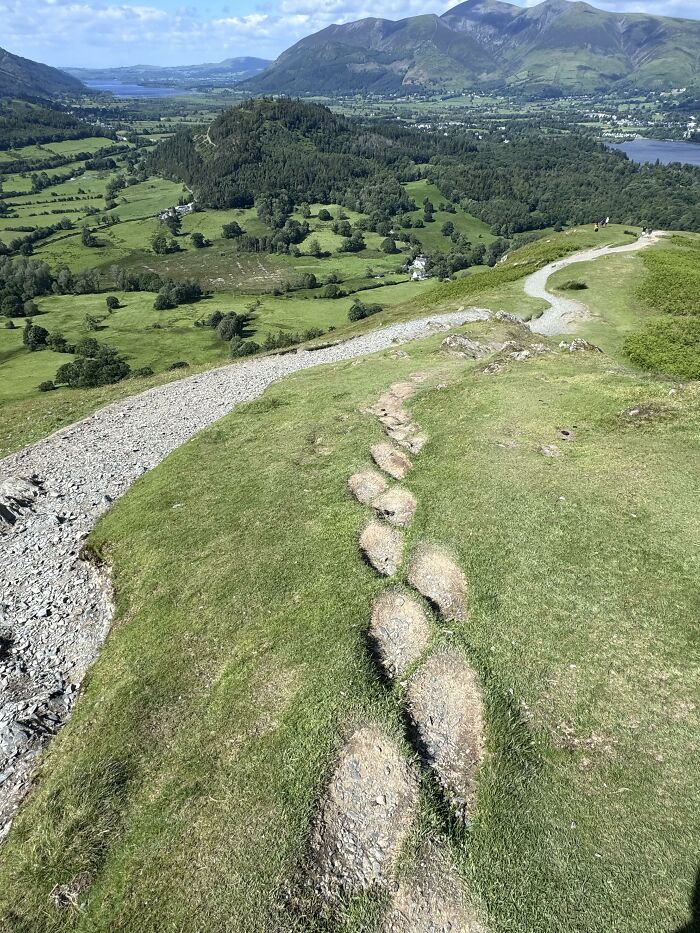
xmin=560 ymin=280 xmax=588 ymax=291
xmin=222 ymin=221 xmax=243 ymax=239
xmin=317 ymin=208 xmax=332 ymax=221
xmin=381 ymin=237 xmax=398 ymax=254
xmin=4 ymin=319 xmax=15 ymax=329
xmin=216 ymin=313 xmax=247 ymax=341
xmin=190 ymin=232 xmax=207 ymax=248
xmin=167 ymin=360 xmax=189 ymax=370
xmin=38 ymin=380 xmax=55 ymax=392
xmin=322 ymin=283 xmax=344 ymax=299
xmin=229 ymin=337 xmax=260 ymax=358
xmin=132 ymin=366 xmax=155 ymax=378
xmin=22 ymin=320 xmax=49 ymax=351
xmin=348 ymin=300 xmax=383 ymax=322
xmin=106 ymin=295 xmax=120 ymax=310
xmin=55 ymin=345 xmax=130 ymax=387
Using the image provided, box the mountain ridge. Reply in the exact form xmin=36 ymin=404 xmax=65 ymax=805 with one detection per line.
xmin=242 ymin=0 xmax=700 ymax=96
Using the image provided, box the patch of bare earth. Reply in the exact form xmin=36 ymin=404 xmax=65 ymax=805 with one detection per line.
xmin=371 ymin=442 xmax=413 ymax=480
xmin=359 ymin=521 xmax=404 ymax=577
xmin=406 ymin=646 xmax=485 ymax=822
xmin=369 ymin=589 xmax=431 ymax=679
xmin=384 ymin=841 xmax=486 ymax=933
xmin=306 ymin=725 xmax=419 ymax=903
xmin=348 ymin=469 xmax=388 ymax=506
xmin=408 ymin=545 xmax=468 ymax=622
xmin=372 ymin=487 xmax=417 ymax=528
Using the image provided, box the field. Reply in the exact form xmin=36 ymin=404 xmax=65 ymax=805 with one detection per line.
xmin=1 ymin=313 xmax=697 ymax=932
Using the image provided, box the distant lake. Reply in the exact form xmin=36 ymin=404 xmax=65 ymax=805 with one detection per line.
xmin=609 ymin=137 xmax=700 ymax=167
xmin=85 ymin=81 xmax=183 ymax=98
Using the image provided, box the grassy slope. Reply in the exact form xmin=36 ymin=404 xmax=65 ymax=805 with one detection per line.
xmin=0 ymin=319 xmax=697 ymax=932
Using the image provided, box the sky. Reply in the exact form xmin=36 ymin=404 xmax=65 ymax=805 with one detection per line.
xmin=2 ymin=0 xmax=698 ymax=70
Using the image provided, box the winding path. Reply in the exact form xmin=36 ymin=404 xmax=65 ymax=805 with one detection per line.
xmin=526 ymin=231 xmax=665 ymax=336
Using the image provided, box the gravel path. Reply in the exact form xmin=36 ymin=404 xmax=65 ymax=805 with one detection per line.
xmin=526 ymin=232 xmax=664 ymax=336
xmin=0 ymin=307 xmax=490 ymax=839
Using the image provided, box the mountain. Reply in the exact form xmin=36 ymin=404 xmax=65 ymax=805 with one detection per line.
xmin=66 ymin=58 xmax=271 ymax=88
xmin=0 ymin=47 xmax=85 ymax=99
xmin=241 ymin=0 xmax=700 ymax=95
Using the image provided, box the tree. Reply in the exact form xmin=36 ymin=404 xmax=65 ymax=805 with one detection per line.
xmin=84 ymin=313 xmax=100 ymax=331
xmin=22 ymin=319 xmax=49 ymax=351
xmin=381 ymin=237 xmax=398 ymax=254
xmin=1 ymin=294 xmax=23 ymax=316
xmin=163 ymin=211 xmax=181 ymax=235
xmin=81 ymin=225 xmax=97 ymax=247
xmin=106 ymin=295 xmax=120 ymax=311
xmin=190 ymin=232 xmax=207 ymax=248
xmin=222 ymin=221 xmax=243 ymax=239
xmin=322 ymin=283 xmax=344 ymax=299
xmin=441 ymin=221 xmax=455 ymax=237
xmin=317 ymin=208 xmax=332 ymax=221
xmin=339 ymin=231 xmax=365 ymax=253
xmin=299 ymin=272 xmax=317 ymax=289
xmin=307 ymin=238 xmax=322 ymax=257
xmin=216 ymin=313 xmax=246 ymax=341
xmin=151 ymin=231 xmax=168 ymax=254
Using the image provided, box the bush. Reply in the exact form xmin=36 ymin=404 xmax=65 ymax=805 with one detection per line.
xmin=167 ymin=360 xmax=189 ymax=370
xmin=317 ymin=208 xmax=332 ymax=221
xmin=38 ymin=380 xmax=56 ymax=392
xmin=190 ymin=232 xmax=207 ymax=248
xmin=106 ymin=295 xmax=120 ymax=310
xmin=348 ymin=299 xmax=383 ymax=322
xmin=560 ymin=280 xmax=588 ymax=290
xmin=322 ymin=283 xmax=345 ymax=299
xmin=55 ymin=344 xmax=130 ymax=388
xmin=229 ymin=337 xmax=260 ymax=358
xmin=4 ymin=319 xmax=15 ymax=329
xmin=22 ymin=320 xmax=49 ymax=351
xmin=132 ymin=366 xmax=155 ymax=378
xmin=381 ymin=237 xmax=398 ymax=254
xmin=216 ymin=312 xmax=247 ymax=341
xmin=222 ymin=221 xmax=243 ymax=239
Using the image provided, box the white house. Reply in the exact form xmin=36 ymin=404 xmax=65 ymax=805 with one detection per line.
xmin=409 ymin=256 xmax=429 ymax=281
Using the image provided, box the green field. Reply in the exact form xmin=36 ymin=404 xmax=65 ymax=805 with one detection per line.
xmin=1 ymin=314 xmax=697 ymax=932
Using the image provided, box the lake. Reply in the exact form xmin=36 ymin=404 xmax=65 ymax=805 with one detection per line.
xmin=85 ymin=81 xmax=184 ymax=98
xmin=609 ymin=137 xmax=700 ymax=167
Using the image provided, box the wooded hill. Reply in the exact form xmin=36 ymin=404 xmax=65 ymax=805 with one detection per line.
xmin=0 ymin=47 xmax=85 ymax=99
xmin=149 ymin=99 xmax=700 ymax=233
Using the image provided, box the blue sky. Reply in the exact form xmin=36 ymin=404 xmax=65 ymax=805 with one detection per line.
xmin=2 ymin=0 xmax=698 ymax=69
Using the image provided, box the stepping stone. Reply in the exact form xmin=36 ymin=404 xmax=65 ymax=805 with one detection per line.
xmin=406 ymin=646 xmax=485 ymax=822
xmin=359 ymin=521 xmax=403 ymax=577
xmin=385 ymin=422 xmax=428 ymax=455
xmin=383 ymin=841 xmax=486 ymax=933
xmin=371 ymin=442 xmax=412 ymax=480
xmin=369 ymin=589 xmax=431 ymax=678
xmin=307 ymin=726 xmax=418 ymax=902
xmin=372 ymin=487 xmax=417 ymax=528
xmin=348 ymin=469 xmax=388 ymax=506
xmin=407 ymin=544 xmax=467 ymax=622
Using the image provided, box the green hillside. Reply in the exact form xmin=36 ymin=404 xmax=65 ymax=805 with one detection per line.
xmin=243 ymin=0 xmax=700 ymax=96
xmin=0 ymin=47 xmax=85 ymax=99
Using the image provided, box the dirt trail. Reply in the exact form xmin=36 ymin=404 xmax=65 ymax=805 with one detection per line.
xmin=525 ymin=231 xmax=666 ymax=336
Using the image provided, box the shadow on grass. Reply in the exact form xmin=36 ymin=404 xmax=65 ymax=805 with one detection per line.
xmin=675 ymin=867 xmax=700 ymax=933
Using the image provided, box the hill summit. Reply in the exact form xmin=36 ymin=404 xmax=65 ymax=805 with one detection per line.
xmin=0 ymin=46 xmax=85 ymax=99
xmin=242 ymin=0 xmax=700 ymax=96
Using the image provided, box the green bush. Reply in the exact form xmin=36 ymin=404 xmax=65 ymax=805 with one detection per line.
xmin=132 ymin=366 xmax=154 ymax=378
xmin=38 ymin=380 xmax=55 ymax=392
xmin=167 ymin=361 xmax=189 ymax=370
xmin=229 ymin=338 xmax=260 ymax=358
xmin=624 ymin=317 xmax=700 ymax=380
xmin=560 ymin=280 xmax=588 ymax=291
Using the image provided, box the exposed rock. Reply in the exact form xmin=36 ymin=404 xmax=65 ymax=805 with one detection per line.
xmin=406 ymin=646 xmax=485 ymax=822
xmin=367 ymin=379 xmax=429 ymax=453
xmin=441 ymin=334 xmax=507 ymax=359
xmin=371 ymin=442 xmax=413 ymax=480
xmin=495 ymin=311 xmax=524 ymax=326
xmin=369 ymin=589 xmax=431 ymax=678
xmin=407 ymin=544 xmax=467 ymax=622
xmin=348 ymin=469 xmax=388 ymax=506
xmin=359 ymin=521 xmax=403 ymax=577
xmin=383 ymin=841 xmax=486 ymax=933
xmin=559 ymin=338 xmax=603 ymax=353
xmin=307 ymin=726 xmax=418 ymax=902
xmin=539 ymin=444 xmax=561 ymax=457
xmin=0 ymin=474 xmax=43 ymax=526
xmin=508 ymin=343 xmax=551 ymax=362
xmin=372 ymin=487 xmax=417 ymax=528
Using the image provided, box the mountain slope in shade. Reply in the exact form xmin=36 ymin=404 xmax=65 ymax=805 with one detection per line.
xmin=242 ymin=0 xmax=700 ymax=95
xmin=0 ymin=47 xmax=85 ymax=99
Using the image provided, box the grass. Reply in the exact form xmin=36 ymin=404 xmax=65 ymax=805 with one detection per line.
xmin=403 ymin=180 xmax=495 ymax=252
xmin=0 ymin=319 xmax=697 ymax=932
